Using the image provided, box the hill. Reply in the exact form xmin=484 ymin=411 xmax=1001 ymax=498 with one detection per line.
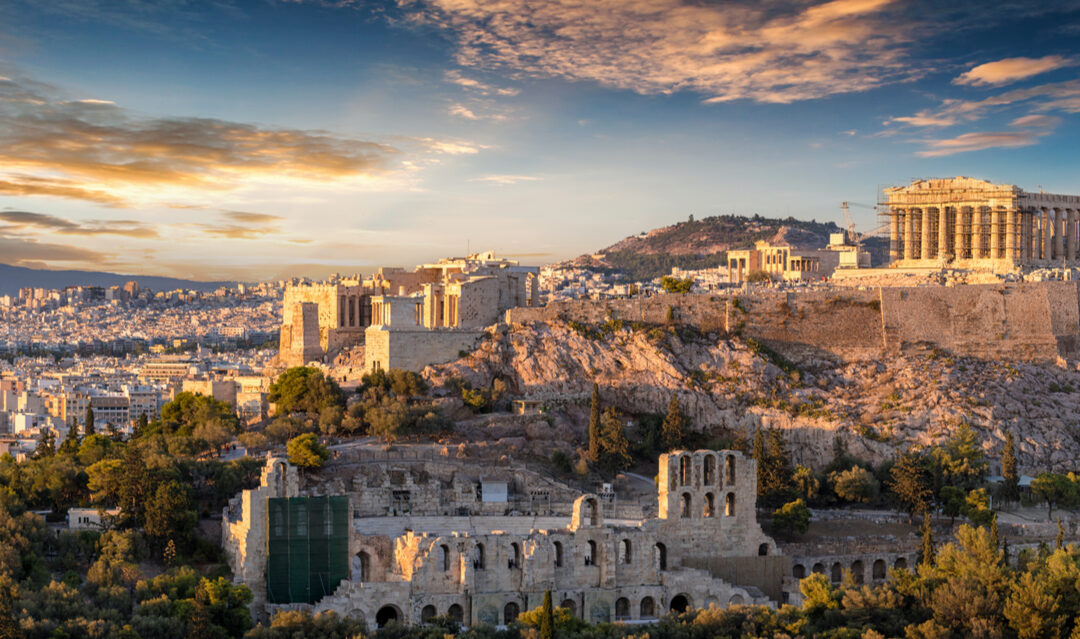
xmin=0 ymin=263 xmax=236 ymax=296
xmin=556 ymin=214 xmax=886 ymax=280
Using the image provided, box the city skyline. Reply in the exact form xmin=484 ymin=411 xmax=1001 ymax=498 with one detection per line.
xmin=1 ymin=0 xmax=1079 ymax=280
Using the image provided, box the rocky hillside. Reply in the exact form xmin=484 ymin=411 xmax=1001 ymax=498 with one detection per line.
xmin=553 ymin=214 xmax=886 ymax=280
xmin=426 ymin=319 xmax=1080 ymax=473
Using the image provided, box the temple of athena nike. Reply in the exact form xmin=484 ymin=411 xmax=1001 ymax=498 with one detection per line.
xmin=884 ymin=177 xmax=1080 ymax=269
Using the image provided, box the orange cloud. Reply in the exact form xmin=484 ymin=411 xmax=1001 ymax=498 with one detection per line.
xmin=915 ymin=131 xmax=1048 ymax=157
xmin=954 ymin=55 xmax=1074 ymax=87
xmin=406 ymin=0 xmax=916 ymax=103
xmin=0 ymin=210 xmax=159 ymax=238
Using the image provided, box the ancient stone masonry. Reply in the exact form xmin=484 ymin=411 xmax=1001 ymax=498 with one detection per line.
xmin=223 ymin=451 xmax=782 ymax=627
xmin=884 ymin=177 xmax=1080 ymax=271
xmin=278 ymin=252 xmax=539 ymax=368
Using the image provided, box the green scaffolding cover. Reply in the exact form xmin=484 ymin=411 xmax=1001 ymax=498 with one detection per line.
xmin=266 ymin=496 xmax=349 ymax=604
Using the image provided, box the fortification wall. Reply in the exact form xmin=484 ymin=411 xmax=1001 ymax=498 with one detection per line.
xmin=510 ymin=282 xmax=1080 ymax=363
xmin=366 ymin=327 xmax=485 ymax=372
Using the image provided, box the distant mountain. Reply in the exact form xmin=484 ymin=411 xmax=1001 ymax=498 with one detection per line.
xmin=0 ymin=263 xmax=237 ymax=297
xmin=554 ymin=214 xmax=887 ymax=280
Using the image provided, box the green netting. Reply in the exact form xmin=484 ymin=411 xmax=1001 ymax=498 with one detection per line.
xmin=266 ymin=496 xmax=349 ymax=604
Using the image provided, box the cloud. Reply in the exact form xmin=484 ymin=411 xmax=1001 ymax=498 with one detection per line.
xmin=886 ymin=79 xmax=1080 ymax=134
xmin=0 ymin=210 xmax=158 ymax=238
xmin=416 ymin=137 xmax=487 ymax=155
xmin=954 ymin=55 xmax=1074 ymax=87
xmin=193 ymin=210 xmax=286 ymax=240
xmin=444 ymin=70 xmax=519 ymax=96
xmin=449 ymin=103 xmax=480 ymax=120
xmin=1011 ymin=114 xmax=1062 ymax=128
xmin=914 ymin=131 xmax=1049 ymax=157
xmin=404 ymin=0 xmax=921 ymax=103
xmin=0 ymin=73 xmax=402 ymax=206
xmin=468 ymin=174 xmax=543 ymax=185
xmin=885 ymin=114 xmax=958 ymax=127
xmin=0 ymin=232 xmax=110 ymax=266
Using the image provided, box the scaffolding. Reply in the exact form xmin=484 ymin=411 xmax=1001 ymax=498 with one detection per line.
xmin=266 ymin=495 xmax=349 ymax=604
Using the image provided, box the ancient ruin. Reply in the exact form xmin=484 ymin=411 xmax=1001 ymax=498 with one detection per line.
xmin=223 ymin=450 xmax=787 ymax=626
xmin=884 ymin=176 xmax=1080 ymax=270
xmin=278 ymin=252 xmax=538 ymax=368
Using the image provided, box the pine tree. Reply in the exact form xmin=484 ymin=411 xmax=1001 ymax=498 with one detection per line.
xmin=540 ymin=589 xmax=554 ymax=639
xmin=990 ymin=515 xmax=1000 ymax=550
xmin=599 ymin=407 xmax=631 ymax=472
xmin=84 ymin=406 xmax=95 ymax=437
xmin=753 ymin=428 xmax=767 ymax=498
xmin=1057 ymin=517 xmax=1065 ymax=549
xmin=118 ymin=444 xmax=151 ymax=527
xmin=60 ymin=417 xmax=80 ymax=455
xmin=587 ymin=383 xmax=601 ymax=463
xmin=888 ymin=450 xmax=932 ymax=523
xmin=33 ymin=430 xmax=55 ymax=458
xmin=919 ymin=513 xmax=935 ymax=567
xmin=1002 ymin=430 xmax=1019 ymax=505
xmin=136 ymin=413 xmax=149 ymax=438
xmin=660 ymin=394 xmax=686 ymax=452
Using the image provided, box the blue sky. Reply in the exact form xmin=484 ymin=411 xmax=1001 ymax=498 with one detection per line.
xmin=0 ymin=0 xmax=1078 ymax=280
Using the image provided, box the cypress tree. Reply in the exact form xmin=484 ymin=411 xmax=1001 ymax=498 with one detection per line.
xmin=1057 ymin=517 xmax=1065 ymax=549
xmin=587 ymin=383 xmax=601 ymax=463
xmin=990 ymin=514 xmax=1000 ymax=550
xmin=599 ymin=407 xmax=631 ymax=472
xmin=660 ymin=394 xmax=685 ymax=452
xmin=1002 ymin=430 xmax=1019 ymax=504
xmin=540 ymin=589 xmax=554 ymax=639
xmin=919 ymin=513 xmax=935 ymax=567
xmin=753 ymin=428 xmax=767 ymax=498
xmin=84 ymin=406 xmax=95 ymax=437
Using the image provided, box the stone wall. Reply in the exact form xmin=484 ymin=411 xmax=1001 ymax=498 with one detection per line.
xmin=365 ymin=327 xmax=484 ymax=372
xmin=508 ymin=282 xmax=1080 ymax=364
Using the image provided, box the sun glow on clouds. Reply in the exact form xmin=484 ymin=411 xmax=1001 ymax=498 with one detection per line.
xmin=954 ymin=56 xmax=1075 ymax=87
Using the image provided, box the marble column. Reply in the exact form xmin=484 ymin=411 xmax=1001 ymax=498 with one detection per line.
xmin=921 ymin=208 xmax=932 ymax=260
xmin=954 ymin=207 xmax=965 ymax=260
xmin=904 ymin=210 xmax=915 ymax=260
xmin=1043 ymin=209 xmax=1053 ymax=260
xmin=1068 ymin=209 xmax=1077 ymax=262
xmin=971 ymin=208 xmax=983 ymax=259
xmin=890 ymin=211 xmax=901 ymax=263
xmin=938 ymin=208 xmax=949 ymax=258
xmin=1006 ymin=209 xmax=1017 ymax=261
xmin=1055 ymin=208 xmax=1065 ymax=260
xmin=990 ymin=208 xmax=1002 ymax=259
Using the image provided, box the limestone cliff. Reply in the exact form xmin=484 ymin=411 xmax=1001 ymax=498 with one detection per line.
xmin=426 ymin=320 xmax=1080 ymax=473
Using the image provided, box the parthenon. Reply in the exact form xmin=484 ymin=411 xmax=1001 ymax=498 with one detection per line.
xmin=884 ymin=177 xmax=1080 ymax=269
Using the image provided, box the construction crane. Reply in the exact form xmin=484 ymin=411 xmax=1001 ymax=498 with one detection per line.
xmin=840 ymin=201 xmax=878 ymax=247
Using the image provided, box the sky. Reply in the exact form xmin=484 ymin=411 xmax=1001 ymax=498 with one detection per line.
xmin=1 ymin=0 xmax=1079 ymax=281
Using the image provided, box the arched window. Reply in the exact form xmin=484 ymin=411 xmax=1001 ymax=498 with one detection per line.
xmin=669 ymin=594 xmax=690 ymax=613
xmin=509 ymin=543 xmax=521 ymax=569
xmin=704 ymin=493 xmax=715 ymax=518
xmin=894 ymin=557 xmax=908 ymax=570
xmin=376 ymin=606 xmax=400 ymax=628
xmin=725 ymin=492 xmax=735 ymax=516
xmin=851 ymin=560 xmax=864 ymax=584
xmin=872 ymin=559 xmax=886 ymax=580
xmin=447 ymin=604 xmax=464 ymax=623
xmin=585 ymin=498 xmax=599 ymax=526
xmin=654 ymin=543 xmax=667 ymax=571
xmin=504 ymin=602 xmax=520 ymax=625
xmin=553 ymin=541 xmax=563 ymax=568
xmin=621 ymin=539 xmax=632 ymax=564
xmin=725 ymin=455 xmax=736 ymax=485
xmin=758 ymin=543 xmax=769 ymax=556
xmin=680 ymin=493 xmax=692 ymax=518
xmin=793 ymin=564 xmax=806 ymax=579
xmin=356 ymin=551 xmax=371 ymax=582
xmin=812 ymin=562 xmax=824 ymax=574
xmin=704 ymin=455 xmax=715 ymax=485
xmin=615 ymin=597 xmax=630 ymax=620
xmin=439 ymin=544 xmax=450 ymax=571
xmin=475 ymin=543 xmax=485 ymax=570
xmin=421 ymin=605 xmax=437 ymax=622
xmin=831 ymin=562 xmax=842 ymax=584
xmin=560 ymin=599 xmax=577 ymax=617
xmin=679 ymin=456 xmax=691 ymax=486
xmin=640 ymin=597 xmax=655 ymax=618
xmin=585 ymin=540 xmax=597 ymax=566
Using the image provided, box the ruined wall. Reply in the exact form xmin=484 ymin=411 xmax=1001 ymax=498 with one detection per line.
xmin=509 ymin=282 xmax=1080 ymax=364
xmin=365 ymin=327 xmax=484 ymax=372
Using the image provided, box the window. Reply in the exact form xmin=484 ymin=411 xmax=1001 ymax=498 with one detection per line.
xmin=654 ymin=543 xmax=667 ymax=571
xmin=440 ymin=544 xmax=450 ymax=571
xmin=509 ymin=543 xmax=521 ymax=569
xmin=679 ymin=456 xmax=690 ymax=486
xmin=553 ymin=541 xmax=563 ymax=568
xmin=475 ymin=543 xmax=485 ymax=570
xmin=357 ymin=551 xmax=370 ymax=582
xmin=704 ymin=493 xmax=715 ymax=518
xmin=621 ymin=539 xmax=632 ymax=564
xmin=725 ymin=455 xmax=736 ymax=485
xmin=585 ymin=540 xmax=597 ymax=566
xmin=703 ymin=456 xmax=715 ymax=484
xmin=725 ymin=492 xmax=735 ymax=517
xmin=680 ymin=493 xmax=692 ymax=518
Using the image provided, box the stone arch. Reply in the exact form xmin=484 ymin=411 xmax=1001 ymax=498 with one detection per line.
xmin=560 ymin=599 xmax=577 ymax=617
xmin=725 ymin=493 xmax=735 ymax=517
xmin=447 ymin=604 xmax=464 ymax=623
xmin=347 ymin=608 xmax=367 ymax=623
xmin=679 ymin=455 xmax=691 ymax=486
xmin=439 ymin=544 xmax=450 ymax=571
xmin=356 ymin=550 xmax=371 ymax=582
xmin=758 ymin=543 xmax=769 ymax=556
xmin=812 ymin=562 xmax=824 ymax=574
xmin=704 ymin=492 xmax=715 ymax=518
xmin=585 ymin=497 xmax=599 ymax=526
xmin=680 ymin=492 xmax=692 ymax=518
xmin=851 ymin=559 xmax=864 ymax=584
xmin=655 ymin=542 xmax=667 ymax=571
xmin=504 ymin=602 xmax=520 ymax=625
xmin=510 ymin=542 xmax=521 ymax=569
xmin=640 ymin=596 xmax=655 ymax=618
xmin=585 ymin=540 xmax=597 ymax=566
xmin=621 ymin=539 xmax=632 ymax=564
xmin=831 ymin=562 xmax=842 ymax=583
xmin=553 ymin=541 xmax=564 ymax=567
xmin=894 ymin=557 xmax=908 ymax=570
xmin=725 ymin=455 xmax=736 ymax=485
xmin=704 ymin=455 xmax=716 ymax=485
xmin=421 ymin=605 xmax=437 ymax=623
xmin=793 ymin=564 xmax=806 ymax=579
xmin=669 ymin=593 xmax=691 ymax=613
xmin=728 ymin=594 xmax=744 ymax=606
xmin=615 ymin=597 xmax=630 ymax=620
xmin=376 ymin=605 xmax=401 ymax=628
xmin=872 ymin=559 xmax=887 ymax=580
